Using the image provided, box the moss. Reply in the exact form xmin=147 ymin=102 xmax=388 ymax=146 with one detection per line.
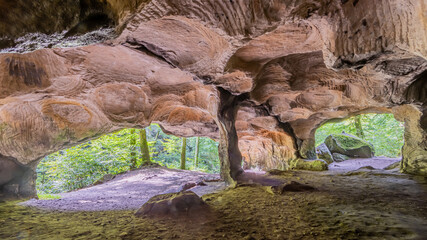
xmin=311 ymin=160 xmax=327 ymax=170
xmin=37 ymin=194 xmax=61 ymax=200
xmin=291 ymin=159 xmax=328 ymax=171
xmin=325 ymin=133 xmax=375 ymax=158
xmin=316 ymin=143 xmax=333 ymax=164
xmin=1 ymin=169 xmax=425 ymax=240
xmin=0 ymin=201 xmax=134 ymax=240
xmin=0 ymin=123 xmax=8 ymax=132
xmin=330 ymin=134 xmax=370 ymax=149
xmin=52 ymin=130 xmax=70 ymax=144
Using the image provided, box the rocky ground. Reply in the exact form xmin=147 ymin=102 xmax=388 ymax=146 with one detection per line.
xmin=22 ymin=167 xmax=225 ymax=211
xmin=328 ymin=157 xmax=401 ymax=172
xmin=1 ymin=159 xmax=426 ymax=240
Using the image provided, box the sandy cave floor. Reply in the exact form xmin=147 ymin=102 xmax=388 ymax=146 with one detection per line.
xmin=1 ymin=158 xmax=426 ymax=240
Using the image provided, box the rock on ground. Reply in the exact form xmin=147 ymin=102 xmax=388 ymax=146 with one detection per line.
xmin=292 ymin=159 xmax=329 ymax=171
xmin=135 ymin=191 xmax=211 ymax=219
xmin=332 ymin=153 xmax=351 ymax=162
xmin=316 ymin=143 xmax=334 ymax=164
xmin=1 ymin=158 xmax=426 ymax=240
xmin=325 ymin=134 xmax=375 ymax=158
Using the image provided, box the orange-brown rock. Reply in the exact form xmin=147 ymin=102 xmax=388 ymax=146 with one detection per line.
xmin=236 ymin=105 xmax=297 ymax=170
xmin=0 ymin=0 xmax=426 ymax=197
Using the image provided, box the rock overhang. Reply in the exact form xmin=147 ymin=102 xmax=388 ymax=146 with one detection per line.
xmin=0 ymin=0 xmax=426 ymax=197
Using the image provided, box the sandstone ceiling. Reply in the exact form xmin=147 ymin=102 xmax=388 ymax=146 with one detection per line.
xmin=0 ymin=0 xmax=426 ymax=197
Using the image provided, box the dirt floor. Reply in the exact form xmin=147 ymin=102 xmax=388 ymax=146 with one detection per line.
xmin=1 ymin=158 xmax=427 ymax=240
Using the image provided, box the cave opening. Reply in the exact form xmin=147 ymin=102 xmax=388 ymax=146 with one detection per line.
xmin=314 ymin=113 xmax=404 ymax=171
xmin=35 ymin=124 xmax=220 ymax=199
xmin=64 ymin=13 xmax=114 ymax=37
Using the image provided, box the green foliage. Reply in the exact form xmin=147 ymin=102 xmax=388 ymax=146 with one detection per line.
xmin=327 ymin=134 xmax=372 ymax=149
xmin=37 ymin=194 xmax=61 ymax=200
xmin=37 ymin=125 xmax=220 ymax=194
xmin=315 ymin=114 xmax=404 ymax=157
xmin=146 ymin=125 xmax=220 ymax=173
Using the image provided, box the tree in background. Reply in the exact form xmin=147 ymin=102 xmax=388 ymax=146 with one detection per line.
xmin=354 ymin=115 xmax=365 ymax=139
xmin=194 ymin=137 xmax=200 ymax=167
xmin=130 ymin=129 xmax=137 ymax=169
xmin=36 ymin=129 xmax=138 ymax=193
xmin=36 ymin=125 xmax=220 ymax=194
xmin=180 ymin=137 xmax=187 ymax=170
xmin=139 ymin=128 xmax=151 ymax=166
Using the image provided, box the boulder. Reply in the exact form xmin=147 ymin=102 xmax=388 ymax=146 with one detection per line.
xmin=135 ymin=191 xmax=210 ymax=219
xmin=316 ymin=143 xmax=334 ymax=164
xmin=325 ymin=134 xmax=375 ymax=158
xmin=291 ymin=159 xmax=328 ymax=171
xmin=332 ymin=153 xmax=350 ymax=162
xmin=267 ymin=181 xmax=317 ymax=194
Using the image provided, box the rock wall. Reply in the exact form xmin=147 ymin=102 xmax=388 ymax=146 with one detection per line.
xmin=0 ymin=43 xmax=220 ymax=196
xmin=0 ymin=0 xmax=149 ymax=47
xmin=236 ymin=104 xmax=298 ymax=170
xmin=0 ymin=0 xmax=426 ymax=197
xmin=394 ymin=105 xmax=427 ymax=176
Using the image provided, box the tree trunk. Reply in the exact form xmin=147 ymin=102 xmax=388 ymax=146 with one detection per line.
xmin=354 ymin=115 xmax=365 ymax=139
xmin=130 ymin=129 xmax=137 ymax=169
xmin=194 ymin=137 xmax=200 ymax=167
xmin=180 ymin=137 xmax=187 ymax=170
xmin=139 ymin=128 xmax=151 ymax=166
xmin=154 ymin=130 xmax=160 ymax=141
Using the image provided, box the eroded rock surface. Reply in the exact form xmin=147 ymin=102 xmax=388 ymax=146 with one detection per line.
xmin=0 ymin=0 xmax=426 ymax=197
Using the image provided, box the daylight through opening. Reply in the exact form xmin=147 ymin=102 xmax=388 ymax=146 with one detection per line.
xmin=36 ymin=124 xmax=219 ymax=198
xmin=314 ymin=113 xmax=404 ymax=170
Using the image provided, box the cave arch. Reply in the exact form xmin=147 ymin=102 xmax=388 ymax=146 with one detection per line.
xmin=295 ymin=105 xmax=426 ymax=175
xmin=314 ymin=113 xmax=404 ymax=163
xmin=1 ymin=0 xmax=427 ymax=199
xmin=35 ymin=125 xmax=222 ymax=195
xmin=0 ymin=109 xmax=238 ymax=199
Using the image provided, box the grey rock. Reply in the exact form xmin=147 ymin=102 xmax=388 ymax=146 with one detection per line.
xmin=316 ymin=143 xmax=334 ymax=164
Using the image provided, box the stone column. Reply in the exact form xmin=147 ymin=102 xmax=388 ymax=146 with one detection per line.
xmin=393 ymin=105 xmax=427 ymax=176
xmin=217 ymin=89 xmax=244 ymax=184
xmin=0 ymin=155 xmax=37 ymax=198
